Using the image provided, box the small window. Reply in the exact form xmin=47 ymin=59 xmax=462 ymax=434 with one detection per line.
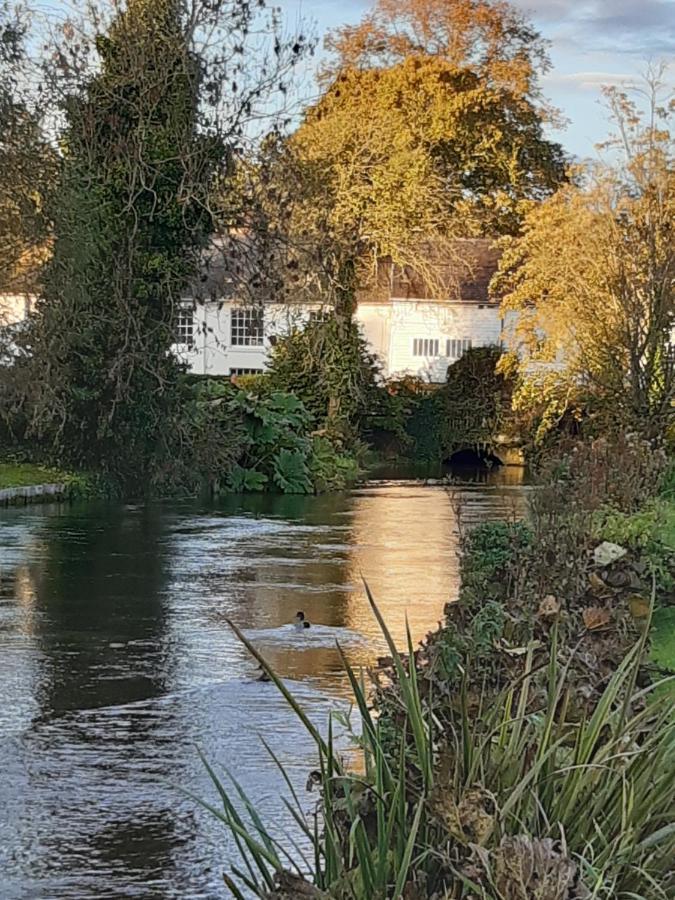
xmin=175 ymin=306 xmax=194 ymax=348
xmin=446 ymin=338 xmax=472 ymax=359
xmin=308 ymin=309 xmax=331 ymax=324
xmin=230 ymin=367 xmax=263 ymax=377
xmin=231 ymin=307 xmax=264 ymax=346
xmin=412 ymin=338 xmax=440 ymax=357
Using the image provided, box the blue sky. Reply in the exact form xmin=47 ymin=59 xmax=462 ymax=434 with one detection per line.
xmin=280 ymin=0 xmax=675 ymax=160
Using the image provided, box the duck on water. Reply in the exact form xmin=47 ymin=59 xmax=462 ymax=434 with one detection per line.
xmin=294 ymin=610 xmax=311 ymax=630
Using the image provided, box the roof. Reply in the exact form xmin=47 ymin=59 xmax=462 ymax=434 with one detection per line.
xmin=188 ymin=236 xmax=501 ymax=305
xmin=361 ymin=238 xmax=501 ymax=305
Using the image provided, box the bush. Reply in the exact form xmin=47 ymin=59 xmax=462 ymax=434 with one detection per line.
xmin=368 ymin=348 xmax=515 ymax=463
xmin=381 ymin=434 xmax=675 ymax=742
xmin=266 ymin=317 xmax=381 ymax=433
xmin=226 ymin=389 xmax=360 ymax=494
xmin=145 ymin=376 xmax=246 ymax=496
xmin=198 ymin=593 xmax=675 ymax=900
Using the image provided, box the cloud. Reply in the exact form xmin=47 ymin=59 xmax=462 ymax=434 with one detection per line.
xmin=513 ymin=0 xmax=675 ymax=54
xmin=542 ymin=70 xmax=640 ymax=90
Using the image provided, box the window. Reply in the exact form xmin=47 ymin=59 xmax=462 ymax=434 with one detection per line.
xmin=308 ymin=309 xmax=331 ymax=324
xmin=231 ymin=307 xmax=264 ymax=346
xmin=446 ymin=338 xmax=472 ymax=359
xmin=175 ymin=306 xmax=194 ymax=348
xmin=230 ymin=367 xmax=263 ymax=377
xmin=412 ymin=338 xmax=440 ymax=357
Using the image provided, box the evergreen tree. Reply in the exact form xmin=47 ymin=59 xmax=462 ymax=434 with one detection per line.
xmin=30 ymin=0 xmax=217 ymax=487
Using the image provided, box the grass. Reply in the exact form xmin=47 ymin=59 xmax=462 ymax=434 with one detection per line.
xmin=663 ymin=499 xmax=675 ymax=550
xmin=0 ymin=462 xmax=70 ymax=489
xmin=192 ymin=586 xmax=675 ymax=899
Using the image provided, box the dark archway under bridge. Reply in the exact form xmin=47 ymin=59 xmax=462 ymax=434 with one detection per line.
xmin=446 ymin=446 xmax=505 ymax=468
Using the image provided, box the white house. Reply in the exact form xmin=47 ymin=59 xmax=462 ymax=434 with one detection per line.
xmin=0 ymin=239 xmax=505 ymax=383
xmin=174 ymin=238 xmax=504 ymax=383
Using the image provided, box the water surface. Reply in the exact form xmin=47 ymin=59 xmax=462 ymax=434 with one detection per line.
xmin=0 ymin=476 xmax=526 ymax=898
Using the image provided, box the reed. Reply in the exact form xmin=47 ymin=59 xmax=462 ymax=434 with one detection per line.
xmin=193 ymin=587 xmax=675 ymax=899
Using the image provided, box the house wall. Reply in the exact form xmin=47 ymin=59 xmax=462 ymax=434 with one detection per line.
xmin=355 ymin=303 xmax=393 ymax=374
xmin=0 ymin=294 xmax=33 ymax=327
xmin=385 ymin=300 xmax=502 ymax=382
xmin=174 ymin=301 xmax=314 ymax=376
xmin=174 ymin=298 xmax=504 ymax=382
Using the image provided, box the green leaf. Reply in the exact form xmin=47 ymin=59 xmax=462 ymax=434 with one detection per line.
xmin=273 ymin=448 xmax=311 ymax=494
xmin=228 ymin=465 xmax=268 ymax=492
xmin=651 ymin=607 xmax=675 ymax=672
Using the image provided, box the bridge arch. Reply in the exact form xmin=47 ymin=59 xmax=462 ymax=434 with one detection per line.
xmin=445 ymin=446 xmax=504 ymax=468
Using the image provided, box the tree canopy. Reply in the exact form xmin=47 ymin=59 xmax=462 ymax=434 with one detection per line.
xmin=494 ymin=77 xmax=674 ymax=440
xmin=323 ymin=0 xmax=551 ymax=99
xmin=230 ymin=0 xmax=567 ymax=336
xmin=293 ymin=53 xmax=566 ymax=242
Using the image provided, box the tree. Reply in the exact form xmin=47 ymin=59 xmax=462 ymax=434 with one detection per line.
xmin=494 ymin=72 xmax=674 ymax=440
xmin=293 ymin=53 xmax=566 ymax=243
xmin=9 ymin=0 xmax=307 ymax=489
xmin=0 ymin=3 xmax=54 ymax=294
xmin=227 ymin=0 xmax=565 ymax=427
xmin=323 ymin=0 xmax=551 ymax=99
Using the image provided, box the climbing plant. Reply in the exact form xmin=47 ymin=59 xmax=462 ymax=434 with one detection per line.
xmin=443 ymin=345 xmax=513 ymax=456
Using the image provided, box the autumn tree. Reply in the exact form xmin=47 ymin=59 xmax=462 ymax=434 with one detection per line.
xmin=236 ymin=0 xmax=566 ymax=308
xmin=228 ymin=0 xmax=565 ymax=425
xmin=0 ymin=3 xmax=54 ymax=295
xmin=494 ymin=73 xmax=674 ymax=441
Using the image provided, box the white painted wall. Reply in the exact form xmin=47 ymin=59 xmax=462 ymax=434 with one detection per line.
xmin=384 ymin=300 xmax=503 ymax=382
xmin=173 ymin=301 xmax=316 ymax=376
xmin=173 ymin=298 xmax=504 ymax=382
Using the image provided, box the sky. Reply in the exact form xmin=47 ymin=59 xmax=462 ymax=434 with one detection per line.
xmin=279 ymin=0 xmax=675 ymax=160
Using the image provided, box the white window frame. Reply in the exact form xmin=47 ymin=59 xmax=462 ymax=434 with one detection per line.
xmin=230 ymin=367 xmax=264 ymax=376
xmin=231 ymin=307 xmax=264 ymax=347
xmin=175 ymin=305 xmax=195 ymax=348
xmin=308 ymin=309 xmax=331 ymax=325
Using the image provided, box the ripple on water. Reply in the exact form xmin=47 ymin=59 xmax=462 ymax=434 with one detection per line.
xmin=0 ymin=479 xmax=526 ymax=898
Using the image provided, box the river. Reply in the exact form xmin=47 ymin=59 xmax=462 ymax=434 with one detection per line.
xmin=0 ymin=474 xmax=526 ymax=899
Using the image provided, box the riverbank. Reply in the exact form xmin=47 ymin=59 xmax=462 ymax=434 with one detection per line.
xmin=0 ymin=463 xmax=70 ymax=505
xmin=213 ymin=435 xmax=675 ymax=898
xmin=0 ymin=462 xmax=109 ymax=505
xmin=0 ymin=462 xmax=70 ymax=489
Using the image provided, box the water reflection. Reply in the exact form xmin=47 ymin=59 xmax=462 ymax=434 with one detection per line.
xmin=0 ymin=476 xmax=527 ymax=898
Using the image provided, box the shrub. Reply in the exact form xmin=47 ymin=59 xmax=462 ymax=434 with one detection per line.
xmin=266 ymin=318 xmax=381 ymax=433
xmin=388 ymin=435 xmax=675 ymax=740
xmin=444 ymin=345 xmax=513 ymax=455
xmin=370 ymin=348 xmax=515 ymax=463
xmin=226 ymin=389 xmax=360 ymax=494
xmin=196 ymin=592 xmax=675 ymax=900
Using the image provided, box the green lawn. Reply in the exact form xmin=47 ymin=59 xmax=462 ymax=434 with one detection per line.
xmin=0 ymin=463 xmax=69 ymax=489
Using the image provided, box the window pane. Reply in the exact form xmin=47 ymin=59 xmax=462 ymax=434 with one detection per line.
xmin=175 ymin=307 xmax=194 ymax=347
xmin=231 ymin=308 xmax=264 ymax=346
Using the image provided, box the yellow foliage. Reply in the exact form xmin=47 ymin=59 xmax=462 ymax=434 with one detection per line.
xmin=292 ymin=54 xmax=565 ymax=250
xmin=494 ymin=80 xmax=674 ymax=437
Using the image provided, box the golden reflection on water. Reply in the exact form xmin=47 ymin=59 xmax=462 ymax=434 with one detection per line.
xmin=234 ymin=477 xmax=528 ymax=697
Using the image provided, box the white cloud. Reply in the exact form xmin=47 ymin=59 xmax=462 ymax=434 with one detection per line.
xmin=543 ymin=70 xmax=640 ymax=90
xmin=514 ymin=0 xmax=675 ymax=54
